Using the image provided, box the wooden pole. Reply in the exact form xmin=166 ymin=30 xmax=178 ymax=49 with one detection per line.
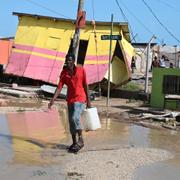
xmin=145 ymin=35 xmax=156 ymax=94
xmin=106 ymin=14 xmax=113 ymax=117
xmin=72 ymin=0 xmax=85 ymax=62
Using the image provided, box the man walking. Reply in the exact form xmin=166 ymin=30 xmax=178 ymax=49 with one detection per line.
xmin=48 ymin=53 xmax=91 ymax=153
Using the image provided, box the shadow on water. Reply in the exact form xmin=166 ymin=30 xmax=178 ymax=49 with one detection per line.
xmin=0 ymin=133 xmax=46 ymax=148
xmin=0 ymin=133 xmax=69 ymax=150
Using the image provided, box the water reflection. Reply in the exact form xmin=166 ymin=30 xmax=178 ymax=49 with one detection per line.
xmin=0 ymin=114 xmax=13 ymax=165
xmin=7 ymin=108 xmax=66 ymax=143
xmin=0 ymin=108 xmax=180 ymax=179
xmin=128 ymin=125 xmax=150 ymax=147
xmin=134 ymin=163 xmax=180 ymax=180
xmin=85 ymin=118 xmax=130 ymax=148
xmin=133 ymin=126 xmax=180 ymax=180
xmin=149 ymin=128 xmax=180 ymax=165
xmin=0 ymin=108 xmax=68 ymax=165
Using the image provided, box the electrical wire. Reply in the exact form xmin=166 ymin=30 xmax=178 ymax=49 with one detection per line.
xmin=115 ymin=0 xmax=152 ymax=73
xmin=117 ymin=0 xmax=154 ymax=37
xmin=115 ymin=0 xmax=153 ymax=55
xmin=114 ymin=0 xmax=135 ymax=42
xmin=115 ymin=0 xmax=170 ymax=45
xmin=26 ymin=0 xmax=71 ymax=19
xmin=115 ymin=0 xmax=128 ymax=22
xmin=155 ymin=0 xmax=180 ymax=13
xmin=141 ymin=0 xmax=180 ymax=44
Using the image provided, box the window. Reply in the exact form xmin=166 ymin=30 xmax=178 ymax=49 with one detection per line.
xmin=67 ymin=39 xmax=88 ymax=65
xmin=45 ymin=36 xmax=61 ymax=50
xmin=163 ymin=75 xmax=180 ymax=94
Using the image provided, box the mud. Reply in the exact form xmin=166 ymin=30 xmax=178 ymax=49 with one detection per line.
xmin=0 ymin=96 xmax=180 ymax=179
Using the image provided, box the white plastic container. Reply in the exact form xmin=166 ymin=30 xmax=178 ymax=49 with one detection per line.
xmin=82 ymin=107 xmax=101 ymax=130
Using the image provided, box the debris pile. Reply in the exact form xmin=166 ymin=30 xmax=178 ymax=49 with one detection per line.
xmin=138 ymin=110 xmax=180 ymax=130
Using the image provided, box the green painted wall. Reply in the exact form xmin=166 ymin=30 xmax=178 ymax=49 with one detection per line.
xmin=150 ymin=68 xmax=180 ymax=109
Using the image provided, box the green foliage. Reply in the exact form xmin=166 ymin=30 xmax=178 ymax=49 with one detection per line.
xmin=120 ymin=82 xmax=142 ymax=91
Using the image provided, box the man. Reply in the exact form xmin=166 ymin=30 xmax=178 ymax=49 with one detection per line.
xmin=159 ymin=55 xmax=166 ymax=68
xmin=131 ymin=56 xmax=136 ymax=73
xmin=48 ymin=53 xmax=91 ymax=153
xmin=152 ymin=56 xmax=159 ymax=68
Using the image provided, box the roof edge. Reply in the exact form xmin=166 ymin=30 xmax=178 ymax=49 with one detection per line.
xmin=12 ymin=11 xmax=129 ymax=26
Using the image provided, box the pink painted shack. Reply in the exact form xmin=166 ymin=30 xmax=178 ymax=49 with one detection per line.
xmin=6 ymin=12 xmax=135 ymax=87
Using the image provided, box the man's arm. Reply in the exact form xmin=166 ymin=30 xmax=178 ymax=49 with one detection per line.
xmin=48 ymin=72 xmax=64 ymax=109
xmin=48 ymin=88 xmax=62 ymax=109
xmin=82 ymin=68 xmax=91 ymax=108
xmin=84 ymin=84 xmax=91 ymax=108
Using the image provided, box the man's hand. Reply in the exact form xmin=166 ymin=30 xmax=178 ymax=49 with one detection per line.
xmin=48 ymin=100 xmax=53 ymax=109
xmin=86 ymin=100 xmax=92 ymax=109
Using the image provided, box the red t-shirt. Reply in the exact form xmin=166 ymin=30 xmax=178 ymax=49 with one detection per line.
xmin=58 ymin=66 xmax=87 ymax=105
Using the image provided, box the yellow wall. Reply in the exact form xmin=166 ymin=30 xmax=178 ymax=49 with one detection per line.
xmin=15 ymin=16 xmax=122 ymax=63
xmin=11 ymin=15 xmax=134 ymax=86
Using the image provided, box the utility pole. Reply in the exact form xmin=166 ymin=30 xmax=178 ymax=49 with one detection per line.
xmin=145 ymin=35 xmax=156 ymax=94
xmin=100 ymin=14 xmax=121 ymax=116
xmin=72 ymin=0 xmax=85 ymax=62
xmin=174 ymin=45 xmax=177 ymax=68
xmin=106 ymin=14 xmax=113 ymax=117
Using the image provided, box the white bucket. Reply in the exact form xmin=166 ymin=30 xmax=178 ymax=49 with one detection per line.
xmin=81 ymin=107 xmax=101 ymax=131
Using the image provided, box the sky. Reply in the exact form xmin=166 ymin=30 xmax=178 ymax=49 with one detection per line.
xmin=0 ymin=0 xmax=180 ymax=46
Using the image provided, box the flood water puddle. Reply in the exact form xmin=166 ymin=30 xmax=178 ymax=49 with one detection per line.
xmin=132 ymin=125 xmax=180 ymax=180
xmin=0 ymin=108 xmax=180 ymax=179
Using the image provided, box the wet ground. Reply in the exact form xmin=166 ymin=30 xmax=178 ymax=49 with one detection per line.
xmin=0 ymin=106 xmax=180 ymax=179
xmin=134 ymin=126 xmax=180 ymax=180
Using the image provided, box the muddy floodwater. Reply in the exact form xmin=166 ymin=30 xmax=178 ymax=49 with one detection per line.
xmin=0 ymin=106 xmax=180 ymax=179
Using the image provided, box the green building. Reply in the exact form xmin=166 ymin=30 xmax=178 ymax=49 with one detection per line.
xmin=150 ymin=68 xmax=180 ymax=110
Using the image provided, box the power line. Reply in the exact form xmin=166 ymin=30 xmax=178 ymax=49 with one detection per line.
xmin=115 ymin=0 xmax=128 ymax=22
xmin=114 ymin=0 xmax=145 ymax=56
xmin=116 ymin=0 xmax=165 ymax=48
xmin=118 ymin=0 xmax=155 ymax=37
xmin=119 ymin=0 xmax=177 ymax=44
xmin=116 ymin=0 xmax=165 ymax=44
xmin=114 ymin=0 xmax=135 ymax=41
xmin=141 ymin=0 xmax=180 ymax=44
xmin=26 ymin=0 xmax=71 ymax=19
xmin=156 ymin=0 xmax=180 ymax=13
xmin=114 ymin=0 xmax=149 ymax=56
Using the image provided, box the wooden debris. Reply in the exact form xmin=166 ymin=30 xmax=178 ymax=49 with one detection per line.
xmin=0 ymin=87 xmax=38 ymax=98
xmin=162 ymin=123 xmax=177 ymax=130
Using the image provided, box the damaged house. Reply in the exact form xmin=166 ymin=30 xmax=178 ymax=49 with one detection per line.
xmin=5 ymin=12 xmax=135 ymax=89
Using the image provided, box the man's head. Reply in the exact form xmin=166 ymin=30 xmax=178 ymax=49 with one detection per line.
xmin=65 ymin=53 xmax=75 ymax=69
xmin=162 ymin=55 xmax=165 ymax=59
